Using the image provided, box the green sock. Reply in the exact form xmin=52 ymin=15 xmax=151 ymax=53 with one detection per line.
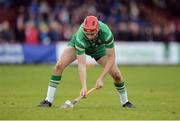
xmin=49 ymin=75 xmax=61 ymax=88
xmin=114 ymin=82 xmax=125 ymax=93
xmin=45 ymin=75 xmax=62 ymax=102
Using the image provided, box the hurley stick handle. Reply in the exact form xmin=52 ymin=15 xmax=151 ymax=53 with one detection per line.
xmin=74 ymin=87 xmax=97 ymax=102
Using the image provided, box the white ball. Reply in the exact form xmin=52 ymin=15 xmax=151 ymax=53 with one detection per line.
xmin=65 ymin=100 xmax=71 ymax=105
xmin=65 ymin=100 xmax=74 ymax=108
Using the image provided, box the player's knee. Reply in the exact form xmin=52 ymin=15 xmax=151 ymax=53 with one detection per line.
xmin=112 ymin=72 xmax=123 ymax=83
xmin=54 ymin=62 xmax=64 ymax=74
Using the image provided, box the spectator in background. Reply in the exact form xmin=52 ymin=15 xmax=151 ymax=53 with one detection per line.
xmin=117 ymin=22 xmax=128 ymax=41
xmin=106 ymin=16 xmax=118 ymax=40
xmin=143 ymin=25 xmax=153 ymax=41
xmin=39 ymin=0 xmax=50 ymax=15
xmin=38 ymin=0 xmax=51 ymax=22
xmin=28 ymin=0 xmax=39 ymax=16
xmin=0 ymin=21 xmax=14 ymax=43
xmin=14 ymin=17 xmax=25 ymax=43
xmin=127 ymin=22 xmax=142 ymax=41
xmin=14 ymin=6 xmax=26 ymax=43
xmin=129 ymin=1 xmax=141 ymax=23
xmin=118 ymin=4 xmax=129 ymax=22
xmin=25 ymin=21 xmax=39 ymax=45
xmin=152 ymin=24 xmax=164 ymax=42
xmin=38 ymin=21 xmax=50 ymax=45
xmin=0 ymin=0 xmax=12 ymax=9
xmin=163 ymin=22 xmax=177 ymax=43
xmin=62 ymin=24 xmax=73 ymax=41
xmin=57 ymin=6 xmax=70 ymax=24
xmin=49 ymin=20 xmax=62 ymax=43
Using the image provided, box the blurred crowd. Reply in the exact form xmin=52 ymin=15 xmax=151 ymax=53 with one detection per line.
xmin=0 ymin=0 xmax=179 ymax=45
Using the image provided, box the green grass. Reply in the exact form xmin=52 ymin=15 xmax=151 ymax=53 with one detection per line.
xmin=0 ymin=65 xmax=180 ymax=119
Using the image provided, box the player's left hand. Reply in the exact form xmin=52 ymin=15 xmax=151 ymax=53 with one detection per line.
xmin=95 ymin=78 xmax=104 ymax=89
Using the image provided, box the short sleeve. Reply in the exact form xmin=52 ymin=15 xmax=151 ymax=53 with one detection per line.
xmin=104 ymin=25 xmax=114 ymax=48
xmin=75 ymin=36 xmax=86 ymax=55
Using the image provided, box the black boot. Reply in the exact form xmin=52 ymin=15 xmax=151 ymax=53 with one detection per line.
xmin=122 ymin=101 xmax=135 ymax=108
xmin=38 ymin=100 xmax=52 ymax=107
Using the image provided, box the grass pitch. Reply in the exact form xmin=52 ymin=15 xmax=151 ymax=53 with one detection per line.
xmin=0 ymin=65 xmax=180 ymax=120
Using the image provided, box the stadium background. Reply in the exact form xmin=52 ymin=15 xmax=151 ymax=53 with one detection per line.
xmin=0 ymin=0 xmax=180 ymax=120
xmin=0 ymin=0 xmax=179 ymax=64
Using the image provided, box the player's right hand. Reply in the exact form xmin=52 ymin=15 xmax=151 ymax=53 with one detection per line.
xmin=95 ymin=79 xmax=104 ymax=89
xmin=80 ymin=86 xmax=87 ymax=98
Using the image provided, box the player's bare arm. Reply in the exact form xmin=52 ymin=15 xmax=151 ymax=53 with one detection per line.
xmin=77 ymin=54 xmax=87 ymax=97
xmin=96 ymin=48 xmax=115 ymax=89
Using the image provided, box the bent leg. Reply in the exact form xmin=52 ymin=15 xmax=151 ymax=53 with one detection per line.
xmin=96 ymin=56 xmax=129 ymax=105
xmin=96 ymin=56 xmax=123 ymax=83
xmin=45 ymin=46 xmax=76 ymax=103
xmin=53 ymin=46 xmax=76 ymax=75
xmin=49 ymin=46 xmax=76 ymax=88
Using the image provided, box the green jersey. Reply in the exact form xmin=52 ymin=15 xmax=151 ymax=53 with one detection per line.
xmin=68 ymin=21 xmax=114 ymax=59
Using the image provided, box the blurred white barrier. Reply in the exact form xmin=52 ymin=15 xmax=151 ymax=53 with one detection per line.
xmin=168 ymin=42 xmax=179 ymax=64
xmin=0 ymin=44 xmax=24 ymax=64
xmin=115 ymin=42 xmax=165 ymax=64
